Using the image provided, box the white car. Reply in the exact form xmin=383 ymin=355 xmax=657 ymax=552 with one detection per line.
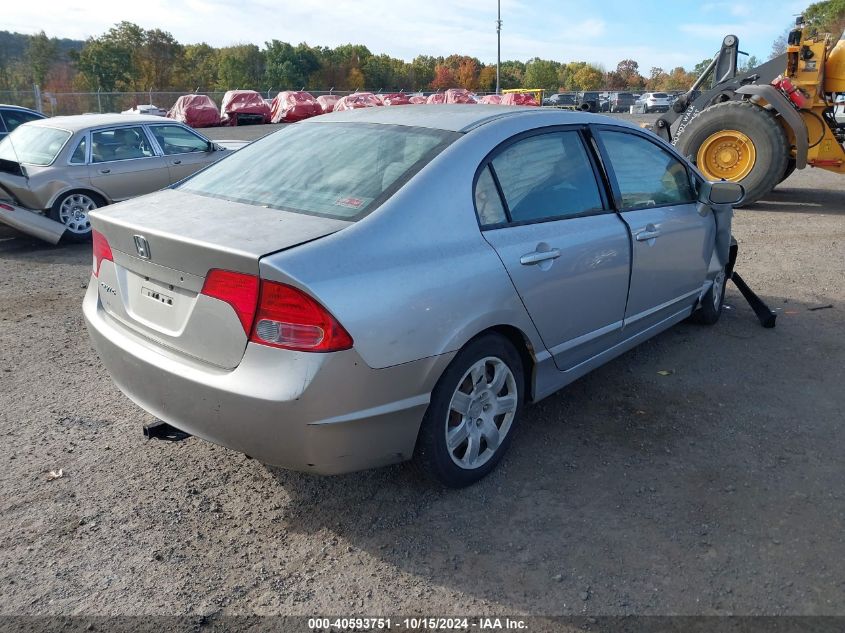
xmin=121 ymin=104 xmax=167 ymax=117
xmin=636 ymin=92 xmax=672 ymax=113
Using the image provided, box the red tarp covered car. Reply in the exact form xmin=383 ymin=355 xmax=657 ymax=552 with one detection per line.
xmin=270 ymin=91 xmax=322 ymax=123
xmin=427 ymin=89 xmax=478 ymax=104
xmin=501 ymin=92 xmax=540 ymax=106
xmin=316 ymin=94 xmax=339 ymax=113
xmin=333 ymin=92 xmax=382 ymax=112
xmin=220 ymin=90 xmax=271 ymax=125
xmin=408 ymin=95 xmax=427 ymax=104
xmin=479 ymin=94 xmax=503 ymax=104
xmin=378 ymin=93 xmax=412 ymax=106
xmin=167 ymin=94 xmax=221 ymax=128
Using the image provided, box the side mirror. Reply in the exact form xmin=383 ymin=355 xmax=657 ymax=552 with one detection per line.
xmin=206 ymin=141 xmax=216 ymax=152
xmin=708 ymin=180 xmax=744 ymax=205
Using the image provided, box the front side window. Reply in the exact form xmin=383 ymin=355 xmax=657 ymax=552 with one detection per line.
xmin=179 ymin=122 xmax=457 ymax=221
xmin=489 ymin=131 xmax=604 ymax=223
xmin=91 ymin=126 xmax=154 ymax=163
xmin=598 ymin=130 xmax=695 ymax=210
xmin=149 ymin=125 xmax=209 ymax=155
xmin=0 ymin=125 xmax=71 ymax=165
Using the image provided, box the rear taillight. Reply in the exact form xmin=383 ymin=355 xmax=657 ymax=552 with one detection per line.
xmin=201 ymin=270 xmax=352 ymax=352
xmin=0 ymin=203 xmax=14 ymax=212
xmin=201 ymin=269 xmax=260 ymax=334
xmin=250 ymin=280 xmax=353 ymax=352
xmin=92 ymin=230 xmax=113 ymax=277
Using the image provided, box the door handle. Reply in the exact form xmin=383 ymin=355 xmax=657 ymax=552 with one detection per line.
xmin=99 ymin=169 xmax=111 ymax=174
xmin=636 ymin=229 xmax=661 ymax=241
xmin=520 ymin=248 xmax=561 ymax=265
xmin=172 ymin=160 xmax=182 ymax=165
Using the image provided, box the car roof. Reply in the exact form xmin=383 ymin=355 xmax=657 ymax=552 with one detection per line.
xmin=0 ymin=104 xmax=44 ymax=114
xmin=303 ymin=104 xmax=613 ymax=133
xmin=26 ymin=113 xmax=170 ymax=132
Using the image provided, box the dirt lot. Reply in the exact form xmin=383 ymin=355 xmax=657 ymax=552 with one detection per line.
xmin=0 ymin=119 xmax=843 ymax=618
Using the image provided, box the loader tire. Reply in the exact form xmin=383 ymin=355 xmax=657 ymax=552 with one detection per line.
xmin=675 ymin=100 xmax=789 ymax=206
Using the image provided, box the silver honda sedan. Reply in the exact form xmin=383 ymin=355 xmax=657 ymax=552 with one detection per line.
xmin=83 ymin=105 xmax=741 ymax=487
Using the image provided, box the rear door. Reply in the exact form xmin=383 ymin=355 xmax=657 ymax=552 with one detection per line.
xmin=593 ymin=127 xmax=713 ymax=336
xmin=146 ymin=123 xmax=219 ymax=184
xmin=478 ymin=128 xmax=632 ymax=371
xmin=89 ymin=126 xmax=170 ymax=201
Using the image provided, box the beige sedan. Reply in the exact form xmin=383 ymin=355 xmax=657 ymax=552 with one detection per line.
xmin=0 ymin=114 xmax=241 ymax=242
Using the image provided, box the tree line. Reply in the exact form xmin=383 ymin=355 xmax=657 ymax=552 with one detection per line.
xmin=0 ymin=23 xmax=708 ymax=96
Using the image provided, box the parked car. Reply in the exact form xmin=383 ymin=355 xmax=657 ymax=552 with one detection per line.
xmin=0 ymin=104 xmax=46 ymax=141
xmin=0 ymin=114 xmax=243 ymax=243
xmin=121 ymin=104 xmax=167 ymax=117
xmin=607 ymin=92 xmax=637 ymax=113
xmin=635 ymin=92 xmax=672 ymax=113
xmin=167 ymin=95 xmax=222 ymax=128
xmin=576 ymin=91 xmax=600 ymax=112
xmin=220 ymin=90 xmax=271 ymax=126
xmin=84 ymin=105 xmax=741 ymax=487
xmin=542 ymin=93 xmax=576 ymax=107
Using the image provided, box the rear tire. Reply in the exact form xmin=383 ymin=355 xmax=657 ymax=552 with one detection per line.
xmin=48 ymin=190 xmax=105 ymax=243
xmin=416 ymin=334 xmax=524 ymax=488
xmin=675 ymin=100 xmax=789 ymax=206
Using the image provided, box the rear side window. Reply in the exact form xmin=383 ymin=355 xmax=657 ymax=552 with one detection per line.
xmin=70 ymin=136 xmax=87 ymax=164
xmin=598 ymin=130 xmax=695 ymax=210
xmin=490 ymin=131 xmax=604 ymax=222
xmin=179 ymin=122 xmax=458 ymax=221
xmin=474 ymin=166 xmax=507 ymax=226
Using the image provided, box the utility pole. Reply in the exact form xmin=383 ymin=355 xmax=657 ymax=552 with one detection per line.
xmin=496 ymin=0 xmax=502 ymax=94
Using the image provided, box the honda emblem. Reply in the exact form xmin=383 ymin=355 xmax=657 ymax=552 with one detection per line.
xmin=134 ymin=235 xmax=150 ymax=259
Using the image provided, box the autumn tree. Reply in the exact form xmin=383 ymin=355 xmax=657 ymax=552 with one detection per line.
xmin=430 ymin=64 xmax=455 ymax=89
xmin=477 ymin=65 xmax=497 ymax=92
xmin=455 ymin=58 xmax=479 ymax=90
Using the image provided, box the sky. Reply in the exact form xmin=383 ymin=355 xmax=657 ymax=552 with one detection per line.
xmin=7 ymin=0 xmax=809 ymax=71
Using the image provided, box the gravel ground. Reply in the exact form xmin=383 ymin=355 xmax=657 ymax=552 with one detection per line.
xmin=0 ymin=117 xmax=843 ymax=617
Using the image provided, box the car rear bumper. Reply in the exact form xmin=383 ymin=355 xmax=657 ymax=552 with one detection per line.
xmin=83 ymin=281 xmax=454 ymax=474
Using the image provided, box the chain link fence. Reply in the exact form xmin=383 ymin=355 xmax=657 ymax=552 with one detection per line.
xmin=1 ymin=89 xmax=364 ymax=116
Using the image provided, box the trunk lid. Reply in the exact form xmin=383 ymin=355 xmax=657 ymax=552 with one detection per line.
xmin=90 ymin=188 xmax=350 ymax=369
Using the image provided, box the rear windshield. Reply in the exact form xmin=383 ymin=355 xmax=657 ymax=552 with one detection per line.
xmin=652 ymin=93 xmax=669 ymax=98
xmin=179 ymin=122 xmax=458 ymax=221
xmin=0 ymin=125 xmax=71 ymax=166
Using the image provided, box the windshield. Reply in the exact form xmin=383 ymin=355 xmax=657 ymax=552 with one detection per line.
xmin=653 ymin=93 xmax=669 ymax=98
xmin=179 ymin=122 xmax=458 ymax=220
xmin=0 ymin=125 xmax=71 ymax=166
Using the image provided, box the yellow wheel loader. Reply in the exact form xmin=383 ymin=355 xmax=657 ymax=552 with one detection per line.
xmin=654 ymin=18 xmax=845 ymax=205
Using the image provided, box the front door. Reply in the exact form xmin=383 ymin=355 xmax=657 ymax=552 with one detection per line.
xmin=147 ymin=124 xmax=216 ymax=184
xmin=477 ymin=129 xmax=632 ymax=371
xmin=594 ymin=128 xmax=714 ymax=335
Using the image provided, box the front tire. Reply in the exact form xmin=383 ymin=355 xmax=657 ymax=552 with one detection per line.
xmin=48 ymin=191 xmax=104 ymax=243
xmin=691 ymin=268 xmax=727 ymax=325
xmin=416 ymin=334 xmax=524 ymax=488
